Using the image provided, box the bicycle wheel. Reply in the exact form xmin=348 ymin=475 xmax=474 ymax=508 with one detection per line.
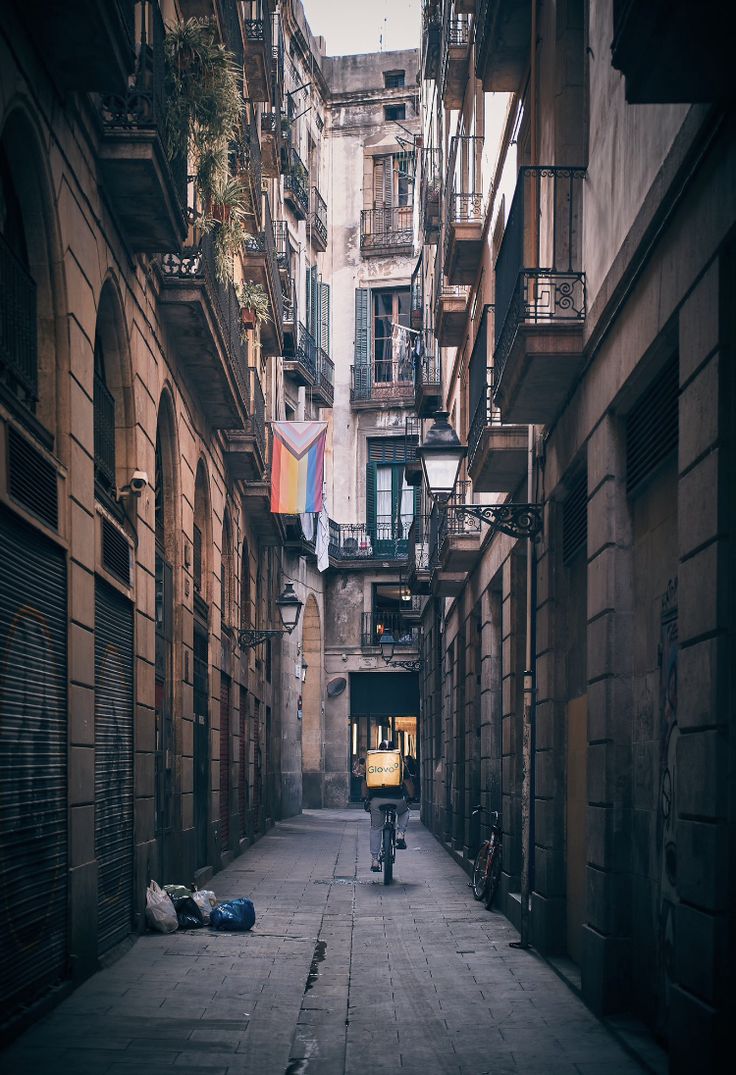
xmin=472 ymin=843 xmax=490 ymax=900
xmin=485 ymin=848 xmax=502 ymax=909
xmin=382 ymin=826 xmax=393 ymax=885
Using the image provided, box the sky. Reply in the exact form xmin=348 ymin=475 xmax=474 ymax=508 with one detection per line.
xmin=301 ymin=0 xmax=421 ymax=57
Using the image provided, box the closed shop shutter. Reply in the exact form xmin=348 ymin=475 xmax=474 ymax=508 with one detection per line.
xmin=0 ymin=508 xmax=67 ymax=1015
xmin=94 ymin=578 xmax=134 ymax=955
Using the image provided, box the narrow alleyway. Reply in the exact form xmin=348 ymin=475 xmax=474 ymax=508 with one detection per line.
xmin=4 ymin=811 xmax=650 ymax=1075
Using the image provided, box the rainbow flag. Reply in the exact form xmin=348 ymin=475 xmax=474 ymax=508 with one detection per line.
xmin=270 ymin=422 xmax=327 ymax=514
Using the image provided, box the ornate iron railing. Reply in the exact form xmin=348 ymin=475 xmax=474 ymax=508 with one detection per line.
xmin=94 ymin=372 xmax=117 ymax=491
xmin=417 ymin=350 xmax=441 ymax=392
xmin=99 ymin=2 xmax=187 ymax=211
xmin=408 ymin=514 xmax=431 ymax=577
xmin=243 ymin=1 xmax=273 ymax=56
xmin=350 ymin=361 xmax=415 ymax=404
xmin=317 ymin=349 xmax=334 ymax=395
xmin=284 ymin=148 xmax=309 ymax=217
xmin=244 ymin=365 xmax=266 ymax=460
xmin=410 ymin=256 xmax=423 ymax=328
xmin=160 ymin=231 xmax=249 ymax=414
xmin=310 ymin=186 xmax=328 ymax=246
xmin=360 ymin=206 xmax=414 ymax=253
xmin=274 ymin=219 xmax=290 ymax=273
xmin=328 ymin=521 xmax=412 ymax=562
xmin=284 ymin=321 xmax=318 ymax=380
xmin=429 ymin=480 xmax=482 ymax=566
xmin=446 ymin=135 xmax=485 ymax=228
xmin=468 ymin=377 xmax=507 ymax=470
xmin=420 ymin=147 xmax=442 ymax=241
xmin=0 ymin=231 xmax=37 ymax=407
xmin=242 ymin=194 xmax=284 ymax=328
xmin=494 ymin=165 xmax=586 ymax=387
xmin=361 ymin=612 xmax=419 ymax=650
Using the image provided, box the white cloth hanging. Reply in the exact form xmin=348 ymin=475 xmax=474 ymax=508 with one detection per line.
xmin=316 ymin=481 xmax=330 ymax=572
xmin=300 ymin=512 xmax=315 ymax=542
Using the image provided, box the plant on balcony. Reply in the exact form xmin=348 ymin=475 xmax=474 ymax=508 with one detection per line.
xmin=237 ymin=280 xmax=271 ymax=339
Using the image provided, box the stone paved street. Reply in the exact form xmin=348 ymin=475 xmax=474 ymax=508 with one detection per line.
xmin=3 ymin=811 xmax=650 ymax=1075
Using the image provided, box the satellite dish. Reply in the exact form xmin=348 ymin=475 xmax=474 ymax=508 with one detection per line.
xmin=326 ymin=677 xmax=347 ymax=698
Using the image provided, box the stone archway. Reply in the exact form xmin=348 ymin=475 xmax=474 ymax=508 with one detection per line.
xmin=301 ymin=595 xmax=323 ymax=808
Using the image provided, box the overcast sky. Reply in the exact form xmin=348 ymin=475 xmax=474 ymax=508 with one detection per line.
xmin=301 ymin=0 xmax=421 ymax=56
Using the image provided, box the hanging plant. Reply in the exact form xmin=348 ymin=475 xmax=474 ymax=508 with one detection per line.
xmin=237 ymin=280 xmax=271 ymax=341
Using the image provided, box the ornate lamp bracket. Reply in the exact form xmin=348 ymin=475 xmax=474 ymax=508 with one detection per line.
xmin=237 ymin=628 xmax=286 ymax=651
xmin=455 ymin=503 xmax=543 ymax=540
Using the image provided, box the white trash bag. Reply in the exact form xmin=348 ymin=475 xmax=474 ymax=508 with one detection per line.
xmin=145 ymin=880 xmax=178 ymax=933
xmin=192 ymin=889 xmax=218 ymax=924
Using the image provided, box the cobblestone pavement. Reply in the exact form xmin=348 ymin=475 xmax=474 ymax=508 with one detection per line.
xmin=3 ymin=809 xmax=650 ymax=1074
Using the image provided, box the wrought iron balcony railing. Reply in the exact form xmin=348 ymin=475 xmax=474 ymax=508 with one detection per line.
xmin=408 ymin=514 xmax=431 ymax=578
xmin=274 ymin=219 xmax=291 ymax=274
xmin=468 ymin=377 xmax=503 ymax=470
xmin=350 ymin=361 xmax=415 ymax=405
xmin=310 ymin=186 xmax=328 ymax=247
xmin=0 ymin=231 xmax=37 ymax=408
xmin=417 ymin=350 xmax=441 ymax=391
xmin=429 ymin=480 xmax=482 ymax=565
xmin=494 ymin=165 xmax=586 ymax=388
xmin=361 ymin=612 xmax=419 ymax=650
xmin=317 ymin=349 xmax=334 ymax=397
xmin=360 ymin=206 xmax=414 ymax=254
xmin=328 ymin=521 xmax=413 ymax=562
xmin=410 ymin=256 xmax=423 ymax=328
xmin=244 ymin=364 xmax=266 ymax=461
xmin=420 ymin=147 xmax=442 ymax=241
xmin=284 ymin=321 xmax=318 ymax=380
xmin=242 ymin=193 xmax=284 ymax=329
xmin=446 ymin=135 xmax=484 ymax=221
xmin=94 ymin=372 xmax=116 ymax=491
xmin=284 ymin=148 xmax=310 ymax=218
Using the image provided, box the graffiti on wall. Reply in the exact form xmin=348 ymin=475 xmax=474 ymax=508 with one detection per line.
xmin=656 ymin=577 xmax=678 ymax=1037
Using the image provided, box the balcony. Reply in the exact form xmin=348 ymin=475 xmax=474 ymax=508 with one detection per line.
xmin=476 ymin=0 xmax=531 ymax=92
xmin=284 ymin=149 xmax=310 ymax=220
xmin=283 ymin=322 xmax=318 ymax=387
xmin=260 ymin=110 xmax=281 ymax=177
xmin=314 ymin=349 xmax=334 ymax=408
xmin=404 ymin=416 xmax=422 ymax=486
xmin=158 ymin=231 xmax=249 ymax=429
xmin=468 ymin=379 xmax=528 ymax=492
xmin=444 ymin=136 xmax=485 ymax=285
xmin=20 ymin=0 xmax=135 ymax=94
xmin=421 ymin=1 xmax=442 ymax=81
xmin=96 ymin=2 xmax=187 ymax=253
xmin=434 ymin=248 xmax=469 ymax=348
xmin=410 ymin=257 xmax=423 ymax=330
xmin=242 ymin=0 xmax=274 ymax=102
xmin=441 ymin=12 xmax=471 ymax=109
xmin=360 ymin=206 xmax=414 ymax=257
xmin=329 ymin=522 xmax=410 ymax=565
xmin=233 ymin=108 xmax=263 ymax=234
xmin=361 ymin=612 xmax=419 ymax=651
xmin=0 ymin=232 xmax=37 ymax=411
xmin=493 ymin=166 xmax=586 ymax=425
xmin=271 ymin=10 xmax=285 ymax=106
xmin=611 ymin=0 xmax=730 ymax=103
xmin=407 ymin=515 xmax=432 ymax=595
xmin=240 ymin=195 xmax=284 ymax=358
xmin=429 ymin=482 xmax=481 ymax=594
xmin=414 ymin=349 xmax=442 ymax=417
xmin=420 ymin=148 xmax=442 ymax=244
xmin=282 ymin=278 xmax=298 ymax=351
xmin=350 ymin=361 xmax=414 ymax=409
xmin=309 ymin=187 xmax=328 ymax=251
xmin=223 ymin=366 xmax=266 ymax=481
xmin=242 ymin=463 xmax=285 ymax=546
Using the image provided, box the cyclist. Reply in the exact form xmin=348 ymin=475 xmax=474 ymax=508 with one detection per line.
xmin=362 ymin=740 xmax=414 ymax=872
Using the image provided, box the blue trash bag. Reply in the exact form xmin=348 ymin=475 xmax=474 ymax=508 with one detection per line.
xmin=209 ymin=897 xmax=256 ymax=931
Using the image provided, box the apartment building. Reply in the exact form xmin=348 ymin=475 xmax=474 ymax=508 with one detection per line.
xmin=414 ymin=0 xmax=734 ymax=1069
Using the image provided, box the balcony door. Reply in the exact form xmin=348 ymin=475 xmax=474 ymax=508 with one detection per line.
xmin=373 ymin=288 xmax=412 ymax=385
xmin=367 ymin=461 xmax=417 ymax=557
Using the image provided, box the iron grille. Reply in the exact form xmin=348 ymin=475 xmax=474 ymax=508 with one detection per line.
xmin=0 ymin=231 xmax=37 ymax=407
xmin=360 ymin=206 xmax=414 ymax=253
xmin=7 ymin=426 xmax=58 ymax=530
xmin=626 ymin=357 xmax=679 ymax=497
xmin=102 ymin=516 xmax=131 ymax=585
xmin=94 ymin=372 xmax=116 ymax=491
xmin=562 ymin=468 xmax=587 ymax=564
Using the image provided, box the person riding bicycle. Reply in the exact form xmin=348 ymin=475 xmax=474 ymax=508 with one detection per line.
xmin=362 ymin=740 xmax=414 ymax=872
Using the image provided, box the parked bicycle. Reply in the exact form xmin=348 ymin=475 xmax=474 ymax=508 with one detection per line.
xmin=470 ymin=805 xmax=502 ymax=909
xmin=378 ymin=803 xmax=397 ymax=885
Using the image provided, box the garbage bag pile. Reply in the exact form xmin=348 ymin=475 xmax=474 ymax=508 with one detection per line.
xmin=145 ymin=880 xmax=255 ymax=934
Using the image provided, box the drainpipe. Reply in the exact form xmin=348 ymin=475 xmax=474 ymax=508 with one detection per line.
xmin=513 ymin=0 xmax=538 ymax=954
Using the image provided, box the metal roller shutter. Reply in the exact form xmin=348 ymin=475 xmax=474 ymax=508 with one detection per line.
xmin=0 ymin=508 xmax=67 ymax=1015
xmin=94 ymin=579 xmax=134 ymax=955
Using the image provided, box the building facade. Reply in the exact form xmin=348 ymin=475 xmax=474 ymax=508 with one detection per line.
xmin=413 ymin=1 xmax=735 ymax=1071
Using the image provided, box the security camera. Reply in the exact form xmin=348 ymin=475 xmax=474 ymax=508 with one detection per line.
xmin=129 ymin=470 xmax=149 ymax=495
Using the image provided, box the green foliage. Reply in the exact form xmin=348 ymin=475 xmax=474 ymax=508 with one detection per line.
xmin=237 ymin=281 xmax=271 ymax=326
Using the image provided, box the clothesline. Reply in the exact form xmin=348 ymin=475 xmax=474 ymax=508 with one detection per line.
xmin=389 ymin=321 xmax=422 ymax=335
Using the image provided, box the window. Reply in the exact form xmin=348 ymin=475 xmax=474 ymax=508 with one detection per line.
xmin=366 ymin=437 xmax=420 ymax=554
xmin=373 ymin=288 xmax=411 ymax=381
xmin=372 ymin=153 xmax=414 ymax=208
xmin=384 ymin=70 xmax=405 ymax=88
xmin=384 ymin=104 xmax=406 ymax=121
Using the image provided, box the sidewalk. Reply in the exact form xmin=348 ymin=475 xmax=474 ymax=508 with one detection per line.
xmin=3 ymin=809 xmax=651 ymax=1074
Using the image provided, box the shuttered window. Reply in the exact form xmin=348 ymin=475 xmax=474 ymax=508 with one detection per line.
xmin=562 ymin=468 xmax=588 ymax=564
xmin=354 ymin=288 xmax=370 ymax=365
xmin=626 ymin=356 xmax=679 ymax=497
xmin=319 ymin=280 xmax=330 ymax=355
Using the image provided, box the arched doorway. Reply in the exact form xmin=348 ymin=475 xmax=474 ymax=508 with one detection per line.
xmin=301 ymin=596 xmax=323 ymax=808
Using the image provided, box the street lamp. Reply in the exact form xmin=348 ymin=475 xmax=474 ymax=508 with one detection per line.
xmin=379 ymin=631 xmax=422 ymax=673
xmin=238 ymin=582 xmax=303 ymax=650
xmin=418 ymin=412 xmax=543 ymax=540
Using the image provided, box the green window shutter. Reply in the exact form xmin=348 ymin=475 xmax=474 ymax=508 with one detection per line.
xmin=354 ymin=288 xmax=370 ymax=365
xmin=307 ymin=265 xmax=319 ymax=337
xmin=366 ymin=462 xmax=377 ymax=536
xmin=319 ymin=280 xmax=330 ymax=354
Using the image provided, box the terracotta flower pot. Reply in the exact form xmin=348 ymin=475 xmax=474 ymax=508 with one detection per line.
xmin=240 ymin=307 xmax=256 ymax=329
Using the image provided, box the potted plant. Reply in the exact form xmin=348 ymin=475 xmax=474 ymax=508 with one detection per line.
xmin=237 ymin=281 xmax=270 ymax=340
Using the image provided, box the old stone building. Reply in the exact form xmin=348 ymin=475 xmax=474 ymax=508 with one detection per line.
xmin=413 ymin=0 xmax=734 ymax=1071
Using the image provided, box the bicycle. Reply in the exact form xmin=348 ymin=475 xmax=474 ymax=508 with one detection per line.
xmin=378 ymin=803 xmax=397 ymax=885
xmin=470 ymin=805 xmax=502 ymax=909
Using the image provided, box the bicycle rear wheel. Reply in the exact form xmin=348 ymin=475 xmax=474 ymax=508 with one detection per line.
xmin=383 ymin=826 xmax=393 ymax=885
xmin=485 ymin=848 xmax=502 ymax=909
xmin=472 ymin=844 xmax=489 ymax=900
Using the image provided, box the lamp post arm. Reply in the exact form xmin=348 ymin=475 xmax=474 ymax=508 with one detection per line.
xmin=238 ymin=628 xmax=286 ymax=651
xmin=454 ymin=503 xmax=543 ymax=540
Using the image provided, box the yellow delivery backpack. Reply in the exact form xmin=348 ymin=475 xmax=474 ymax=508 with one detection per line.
xmin=365 ymin=749 xmax=403 ymax=790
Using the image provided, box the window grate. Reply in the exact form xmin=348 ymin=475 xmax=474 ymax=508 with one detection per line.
xmin=7 ymin=425 xmax=58 ymax=530
xmin=562 ymin=468 xmax=587 ymax=564
xmin=102 ymin=516 xmax=131 ymax=586
xmin=626 ymin=357 xmax=679 ymax=497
